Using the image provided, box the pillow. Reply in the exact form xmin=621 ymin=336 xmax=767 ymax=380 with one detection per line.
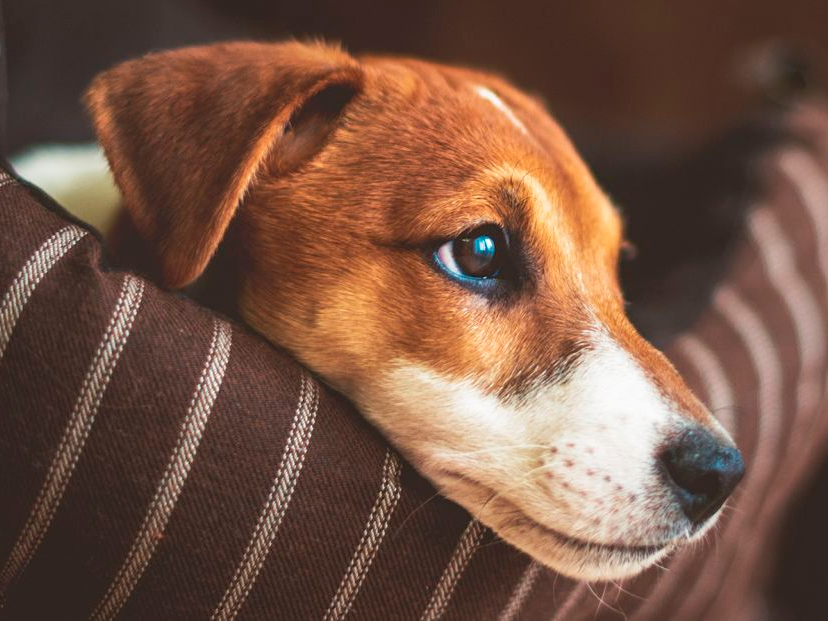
xmin=0 ymin=170 xmax=521 ymax=620
xmin=1 ymin=100 xmax=827 ymax=620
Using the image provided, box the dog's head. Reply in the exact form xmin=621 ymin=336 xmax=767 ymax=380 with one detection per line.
xmin=87 ymin=41 xmax=744 ymax=580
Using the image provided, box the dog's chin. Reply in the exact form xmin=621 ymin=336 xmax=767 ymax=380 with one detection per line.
xmin=434 ymin=472 xmax=712 ymax=582
xmin=490 ymin=500 xmax=677 ymax=581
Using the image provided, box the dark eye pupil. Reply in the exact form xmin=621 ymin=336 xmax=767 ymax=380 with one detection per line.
xmin=455 ymin=233 xmax=499 ymax=277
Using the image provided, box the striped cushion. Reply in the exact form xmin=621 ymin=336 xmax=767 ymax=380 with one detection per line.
xmin=1 ymin=101 xmax=828 ymax=620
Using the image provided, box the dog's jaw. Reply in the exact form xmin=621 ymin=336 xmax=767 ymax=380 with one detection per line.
xmin=349 ymin=330 xmax=729 ymax=580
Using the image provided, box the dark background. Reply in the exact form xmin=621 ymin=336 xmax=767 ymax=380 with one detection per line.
xmin=5 ymin=1 xmax=828 ymax=155
xmin=3 ymin=1 xmax=827 ymax=617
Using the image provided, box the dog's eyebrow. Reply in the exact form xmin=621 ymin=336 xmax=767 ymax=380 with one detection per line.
xmin=497 ymin=185 xmax=529 ymax=214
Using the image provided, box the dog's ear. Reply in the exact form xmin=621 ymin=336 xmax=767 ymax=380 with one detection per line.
xmin=86 ymin=41 xmax=363 ymax=288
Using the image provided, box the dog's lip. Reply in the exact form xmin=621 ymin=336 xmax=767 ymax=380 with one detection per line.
xmin=516 ymin=513 xmax=671 ymax=558
xmin=436 ymin=469 xmax=674 ymax=558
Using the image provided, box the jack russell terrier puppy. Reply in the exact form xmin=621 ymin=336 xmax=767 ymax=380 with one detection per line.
xmin=83 ymin=40 xmax=744 ymax=581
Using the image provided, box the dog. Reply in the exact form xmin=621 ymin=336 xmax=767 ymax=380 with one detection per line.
xmin=83 ymin=40 xmax=744 ymax=581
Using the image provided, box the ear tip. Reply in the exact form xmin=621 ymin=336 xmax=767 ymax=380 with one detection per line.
xmin=162 ymin=268 xmax=197 ymax=290
xmin=84 ymin=68 xmax=127 ymax=145
xmin=160 ymin=261 xmax=202 ymax=290
xmin=83 ymin=73 xmax=109 ymax=115
xmin=157 ymin=242 xmax=211 ymax=290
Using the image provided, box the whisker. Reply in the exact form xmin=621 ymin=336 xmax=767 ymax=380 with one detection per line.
xmin=474 ymin=461 xmax=561 ymax=521
xmin=390 ymin=489 xmax=445 ymax=540
xmin=609 ymin=579 xmax=646 ymax=602
xmin=586 ymin=581 xmax=624 ymax=618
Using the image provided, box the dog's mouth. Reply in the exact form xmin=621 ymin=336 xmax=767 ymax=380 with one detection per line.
xmin=436 ymin=469 xmax=677 ymax=567
xmin=509 ymin=507 xmax=673 ymax=560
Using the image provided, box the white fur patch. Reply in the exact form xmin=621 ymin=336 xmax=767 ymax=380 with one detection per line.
xmin=356 ymin=329 xmax=700 ymax=580
xmin=472 ymin=85 xmax=529 ymax=135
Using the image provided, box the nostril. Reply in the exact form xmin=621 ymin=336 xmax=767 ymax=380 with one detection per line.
xmin=694 ymin=472 xmax=723 ymax=497
xmin=660 ymin=428 xmax=745 ymax=525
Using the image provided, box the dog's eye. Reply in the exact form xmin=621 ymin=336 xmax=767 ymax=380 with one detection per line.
xmin=434 ymin=225 xmax=507 ymax=280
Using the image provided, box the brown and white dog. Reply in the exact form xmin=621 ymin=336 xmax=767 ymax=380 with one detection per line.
xmin=83 ymin=40 xmax=744 ymax=581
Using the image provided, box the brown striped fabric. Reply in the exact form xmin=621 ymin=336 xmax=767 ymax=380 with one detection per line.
xmin=91 ymin=319 xmax=232 ymax=621
xmin=323 ymin=450 xmax=402 ymax=621
xmin=0 ymin=272 xmax=144 ymax=608
xmin=212 ymin=372 xmax=319 ymax=621
xmin=421 ymin=520 xmax=486 ymax=621
xmin=0 ymin=223 xmax=87 ymax=361
xmin=1 ymin=100 xmax=827 ymax=620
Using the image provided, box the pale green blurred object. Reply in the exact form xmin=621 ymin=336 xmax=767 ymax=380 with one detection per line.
xmin=11 ymin=143 xmax=121 ymax=235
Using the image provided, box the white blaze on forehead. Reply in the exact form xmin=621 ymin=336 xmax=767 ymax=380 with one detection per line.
xmin=472 ymin=84 xmax=529 ymax=135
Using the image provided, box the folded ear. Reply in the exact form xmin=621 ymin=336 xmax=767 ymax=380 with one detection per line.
xmin=86 ymin=41 xmax=363 ymax=288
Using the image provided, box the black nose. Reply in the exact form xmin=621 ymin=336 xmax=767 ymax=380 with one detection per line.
xmin=660 ymin=427 xmax=745 ymax=524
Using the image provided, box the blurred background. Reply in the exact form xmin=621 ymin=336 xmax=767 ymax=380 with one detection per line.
xmin=5 ymin=1 xmax=828 ymax=156
xmin=4 ymin=1 xmax=827 ymax=617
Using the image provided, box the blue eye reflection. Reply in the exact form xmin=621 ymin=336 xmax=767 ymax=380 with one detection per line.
xmin=472 ymin=235 xmax=495 ymax=263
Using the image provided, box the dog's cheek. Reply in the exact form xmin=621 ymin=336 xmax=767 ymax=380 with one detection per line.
xmin=352 ymin=363 xmax=522 ymax=471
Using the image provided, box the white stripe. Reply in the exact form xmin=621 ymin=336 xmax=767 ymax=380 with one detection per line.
xmin=549 ymin=582 xmax=588 ymax=621
xmin=497 ymin=561 xmax=541 ymax=621
xmin=91 ymin=320 xmax=232 ymax=621
xmin=0 ymin=225 xmax=87 ymax=361
xmin=673 ymin=335 xmax=737 ymax=434
xmin=0 ymin=274 xmax=144 ymax=605
xmin=212 ymin=373 xmax=320 ymax=621
xmin=323 ymin=450 xmax=402 ymax=621
xmin=472 ymin=85 xmax=529 ymax=135
xmin=420 ymin=519 xmax=485 ymax=621
xmin=749 ymin=208 xmax=826 ymax=413
xmin=778 ymin=149 xmax=828 ymax=292
xmin=641 ymin=158 xmax=828 ymax=619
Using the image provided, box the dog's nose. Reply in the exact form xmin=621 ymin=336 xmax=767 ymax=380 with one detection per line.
xmin=660 ymin=427 xmax=745 ymax=524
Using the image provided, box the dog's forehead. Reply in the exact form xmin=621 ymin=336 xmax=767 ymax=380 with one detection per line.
xmin=356 ymin=57 xmax=551 ymax=152
xmin=340 ymin=57 xmax=617 ymax=230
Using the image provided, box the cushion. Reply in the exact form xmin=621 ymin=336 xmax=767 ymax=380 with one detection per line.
xmin=1 ymin=100 xmax=827 ymax=620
